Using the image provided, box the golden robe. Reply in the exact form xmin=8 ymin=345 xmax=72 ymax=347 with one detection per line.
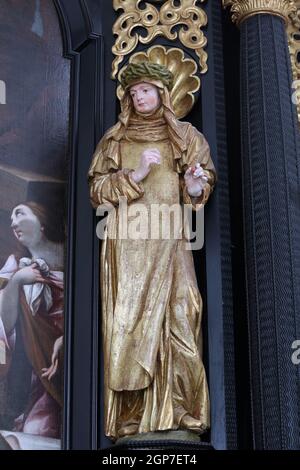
xmin=88 ymin=105 xmax=216 ymax=440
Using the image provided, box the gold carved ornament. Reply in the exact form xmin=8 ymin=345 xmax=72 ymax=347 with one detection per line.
xmin=288 ymin=2 xmax=300 ymax=121
xmin=112 ymin=0 xmax=208 ymax=79
xmin=117 ymin=45 xmax=201 ymax=119
xmin=223 ymin=0 xmax=297 ymax=25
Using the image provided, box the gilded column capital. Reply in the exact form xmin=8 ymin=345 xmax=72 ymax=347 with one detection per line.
xmin=223 ymin=0 xmax=297 ymax=25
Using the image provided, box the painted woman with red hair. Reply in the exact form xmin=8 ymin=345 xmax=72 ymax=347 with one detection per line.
xmin=0 ymin=201 xmax=64 ymax=447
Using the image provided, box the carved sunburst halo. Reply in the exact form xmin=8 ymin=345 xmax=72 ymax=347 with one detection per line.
xmin=116 ymin=45 xmax=201 ymax=119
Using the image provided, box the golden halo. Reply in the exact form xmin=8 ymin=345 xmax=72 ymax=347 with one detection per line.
xmin=117 ymin=45 xmax=200 ymax=119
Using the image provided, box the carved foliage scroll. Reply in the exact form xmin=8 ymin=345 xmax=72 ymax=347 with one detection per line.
xmin=112 ymin=0 xmax=208 ymax=78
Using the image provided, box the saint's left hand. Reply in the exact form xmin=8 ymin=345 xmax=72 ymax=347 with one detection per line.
xmin=184 ymin=164 xmax=208 ymax=197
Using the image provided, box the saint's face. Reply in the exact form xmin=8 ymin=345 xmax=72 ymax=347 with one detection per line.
xmin=11 ymin=204 xmax=43 ymax=248
xmin=129 ymin=82 xmax=161 ymax=114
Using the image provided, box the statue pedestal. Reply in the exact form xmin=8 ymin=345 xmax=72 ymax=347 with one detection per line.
xmin=113 ymin=430 xmax=213 ymax=451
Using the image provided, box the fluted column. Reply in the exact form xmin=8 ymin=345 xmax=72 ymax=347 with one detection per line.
xmin=224 ymin=0 xmax=300 ymax=449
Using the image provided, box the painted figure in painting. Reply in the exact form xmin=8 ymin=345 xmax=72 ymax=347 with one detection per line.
xmin=0 ymin=202 xmax=64 ymax=445
xmin=88 ymin=62 xmax=216 ymax=441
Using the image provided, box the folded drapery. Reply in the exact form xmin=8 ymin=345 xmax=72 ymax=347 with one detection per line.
xmin=19 ymin=258 xmax=53 ymax=315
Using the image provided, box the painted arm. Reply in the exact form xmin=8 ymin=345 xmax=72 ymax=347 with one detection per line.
xmin=0 ymin=264 xmax=44 ymax=334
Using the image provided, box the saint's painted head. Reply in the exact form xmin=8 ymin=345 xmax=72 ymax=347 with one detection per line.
xmin=120 ymin=62 xmax=174 ymax=114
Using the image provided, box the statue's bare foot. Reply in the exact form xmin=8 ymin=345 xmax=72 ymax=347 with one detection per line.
xmin=118 ymin=423 xmax=139 ymax=438
xmin=180 ymin=414 xmax=207 ymax=434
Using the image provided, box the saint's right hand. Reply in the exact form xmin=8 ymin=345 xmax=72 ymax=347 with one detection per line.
xmin=12 ymin=264 xmax=45 ymax=285
xmin=131 ymin=148 xmax=161 ymax=183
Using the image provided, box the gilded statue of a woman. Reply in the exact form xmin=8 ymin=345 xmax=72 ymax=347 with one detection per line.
xmin=88 ymin=62 xmax=216 ymax=441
